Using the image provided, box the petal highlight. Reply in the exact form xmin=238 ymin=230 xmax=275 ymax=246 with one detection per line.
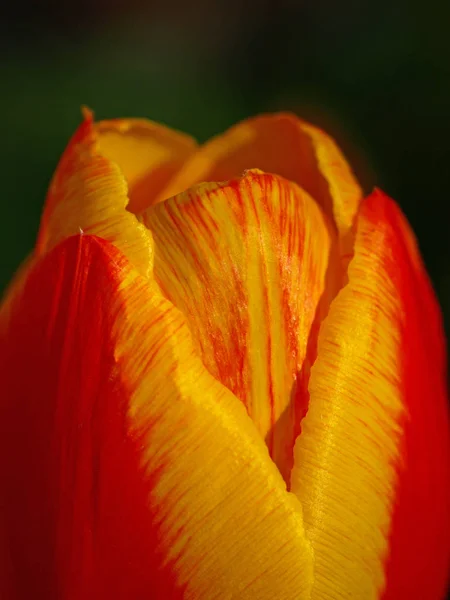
xmin=36 ymin=109 xmax=154 ymax=276
xmin=290 ymin=190 xmax=450 ymax=598
xmin=0 ymin=235 xmax=313 ymax=599
xmin=143 ymin=170 xmax=331 ymax=483
xmin=158 ymin=113 xmax=362 ymax=236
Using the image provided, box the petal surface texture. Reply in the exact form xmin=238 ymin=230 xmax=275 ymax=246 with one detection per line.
xmin=156 ymin=113 xmax=362 ymax=236
xmin=36 ymin=110 xmax=154 ymax=277
xmin=95 ymin=118 xmax=197 ymax=213
xmin=0 ymin=235 xmax=314 ymax=600
xmin=144 ymin=170 xmax=331 ymax=483
xmin=290 ymin=190 xmax=450 ymax=599
xmin=377 ymin=193 xmax=450 ymax=599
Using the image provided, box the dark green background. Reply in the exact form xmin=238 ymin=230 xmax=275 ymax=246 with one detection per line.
xmin=2 ymin=1 xmax=450 ymax=341
xmin=1 ymin=0 xmax=450 ymax=595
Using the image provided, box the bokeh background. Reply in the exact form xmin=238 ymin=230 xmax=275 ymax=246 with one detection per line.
xmin=1 ymin=0 xmax=450 ymax=595
xmin=2 ymin=0 xmax=450 ymax=337
xmin=2 ymin=0 xmax=450 ymax=343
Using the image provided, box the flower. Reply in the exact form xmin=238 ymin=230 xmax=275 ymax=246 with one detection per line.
xmin=0 ymin=109 xmax=449 ymax=599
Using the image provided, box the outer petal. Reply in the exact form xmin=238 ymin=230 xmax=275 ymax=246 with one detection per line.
xmin=0 ymin=235 xmax=313 ymax=599
xmin=36 ymin=109 xmax=154 ymax=276
xmin=375 ymin=194 xmax=450 ymax=599
xmin=95 ymin=117 xmax=197 ymax=214
xmin=155 ymin=112 xmax=362 ymax=236
xmin=290 ymin=190 xmax=450 ymax=598
xmin=143 ymin=170 xmax=331 ymax=483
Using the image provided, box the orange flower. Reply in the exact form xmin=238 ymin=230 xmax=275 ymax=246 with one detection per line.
xmin=1 ymin=110 xmax=449 ymax=599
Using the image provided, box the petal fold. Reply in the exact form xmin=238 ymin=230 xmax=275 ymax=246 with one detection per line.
xmin=143 ymin=170 xmax=331 ymax=482
xmin=290 ymin=190 xmax=450 ymax=599
xmin=36 ymin=109 xmax=154 ymax=276
xmin=157 ymin=113 xmax=362 ymax=236
xmin=95 ymin=117 xmax=197 ymax=213
xmin=0 ymin=235 xmax=313 ymax=599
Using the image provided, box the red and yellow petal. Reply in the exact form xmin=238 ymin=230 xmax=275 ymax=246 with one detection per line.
xmin=373 ymin=193 xmax=450 ymax=600
xmin=157 ymin=113 xmax=363 ymax=236
xmin=143 ymin=169 xmax=331 ymax=483
xmin=95 ymin=117 xmax=197 ymax=214
xmin=0 ymin=234 xmax=313 ymax=599
xmin=290 ymin=190 xmax=450 ymax=598
xmin=36 ymin=109 xmax=154 ymax=276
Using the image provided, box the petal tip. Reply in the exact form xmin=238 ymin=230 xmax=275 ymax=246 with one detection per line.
xmin=81 ymin=105 xmax=94 ymax=123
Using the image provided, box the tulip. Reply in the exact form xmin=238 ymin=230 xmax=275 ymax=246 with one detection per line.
xmin=0 ymin=109 xmax=449 ymax=600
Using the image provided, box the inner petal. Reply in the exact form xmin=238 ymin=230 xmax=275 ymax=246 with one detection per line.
xmin=95 ymin=117 xmax=197 ymax=214
xmin=156 ymin=113 xmax=362 ymax=237
xmin=143 ymin=170 xmax=331 ymax=483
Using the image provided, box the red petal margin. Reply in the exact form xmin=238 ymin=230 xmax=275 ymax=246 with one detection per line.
xmin=0 ymin=234 xmax=314 ymax=600
xmin=371 ymin=191 xmax=450 ymax=599
xmin=0 ymin=236 xmax=183 ymax=599
xmin=35 ymin=109 xmax=154 ymax=278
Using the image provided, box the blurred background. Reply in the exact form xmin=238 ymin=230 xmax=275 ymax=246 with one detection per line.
xmin=2 ymin=1 xmax=450 ymax=347
xmin=2 ymin=0 xmax=450 ymax=343
xmin=0 ymin=1 xmax=449 ymax=313
xmin=0 ymin=0 xmax=449 ymax=595
xmin=1 ymin=8 xmax=449 ymax=315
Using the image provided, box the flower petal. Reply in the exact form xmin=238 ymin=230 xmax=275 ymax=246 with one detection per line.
xmin=157 ymin=113 xmax=362 ymax=236
xmin=290 ymin=190 xmax=450 ymax=599
xmin=143 ymin=170 xmax=331 ymax=483
xmin=95 ymin=117 xmax=197 ymax=213
xmin=0 ymin=234 xmax=313 ymax=599
xmin=36 ymin=109 xmax=154 ymax=277
xmin=372 ymin=194 xmax=450 ymax=600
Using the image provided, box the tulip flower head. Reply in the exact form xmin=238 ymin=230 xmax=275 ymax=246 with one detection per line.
xmin=1 ymin=109 xmax=449 ymax=599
